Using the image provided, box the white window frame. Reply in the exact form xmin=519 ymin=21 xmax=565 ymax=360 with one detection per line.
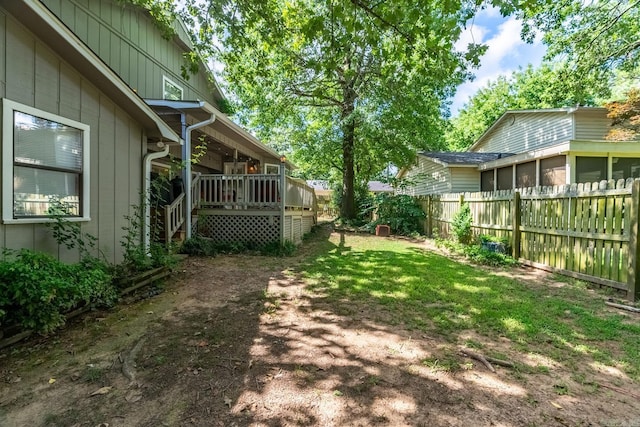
xmin=2 ymin=98 xmax=90 ymax=224
xmin=264 ymin=163 xmax=280 ymax=174
xmin=163 ymin=75 xmax=183 ymax=100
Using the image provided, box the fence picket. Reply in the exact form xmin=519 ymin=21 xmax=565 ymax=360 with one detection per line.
xmin=418 ymin=179 xmax=639 ymax=300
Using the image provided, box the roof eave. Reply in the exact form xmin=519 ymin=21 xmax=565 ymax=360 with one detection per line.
xmin=144 ymin=99 xmax=295 ymax=168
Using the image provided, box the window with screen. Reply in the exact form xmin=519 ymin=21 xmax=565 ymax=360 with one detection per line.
xmin=576 ymin=156 xmax=606 ymax=184
xmin=3 ymin=99 xmax=90 ymax=222
xmin=540 ymin=156 xmax=566 ymax=186
xmin=497 ymin=166 xmax=513 ymax=190
xmin=481 ymin=170 xmax=494 ymax=192
xmin=612 ymin=157 xmax=640 ymax=181
xmin=516 ymin=161 xmax=536 ymax=189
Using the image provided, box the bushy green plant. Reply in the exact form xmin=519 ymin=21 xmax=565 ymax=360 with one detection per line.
xmin=46 ymin=199 xmax=103 ymax=262
xmin=119 ymin=198 xmax=178 ymax=276
xmin=368 ymin=194 xmax=425 ymax=236
xmin=180 ymin=237 xmax=295 ymax=257
xmin=331 ymin=180 xmax=373 ymax=223
xmin=451 ymin=202 xmax=473 ymax=244
xmin=0 ymin=249 xmax=116 ymax=333
xmin=260 ymin=240 xmax=296 ymax=257
xmin=180 ymin=236 xmax=218 ymax=256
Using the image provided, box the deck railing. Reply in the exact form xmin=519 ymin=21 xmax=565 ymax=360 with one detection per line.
xmin=286 ymin=178 xmax=316 ymax=210
xmin=197 ymin=174 xmax=315 ymax=210
xmin=161 ymin=173 xmax=316 ymax=244
xmin=165 ymin=192 xmax=185 ymax=244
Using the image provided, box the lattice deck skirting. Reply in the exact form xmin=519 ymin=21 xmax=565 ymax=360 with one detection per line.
xmin=195 ymin=209 xmax=316 ymax=245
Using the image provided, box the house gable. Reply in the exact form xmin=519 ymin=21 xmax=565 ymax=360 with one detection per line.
xmin=470 ymin=108 xmax=610 ymax=155
xmin=41 ymin=0 xmax=225 ymax=108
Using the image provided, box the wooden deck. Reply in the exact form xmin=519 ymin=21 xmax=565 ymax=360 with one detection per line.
xmin=164 ymin=173 xmax=317 ymax=244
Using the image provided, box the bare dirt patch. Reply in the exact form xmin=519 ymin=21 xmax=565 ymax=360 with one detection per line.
xmin=1 ymin=226 xmax=640 ymax=426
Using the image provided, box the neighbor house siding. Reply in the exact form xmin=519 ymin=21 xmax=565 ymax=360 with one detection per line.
xmin=42 ymin=0 xmax=218 ymax=105
xmin=0 ymin=10 xmax=144 ymax=263
xmin=450 ymin=168 xmax=480 ymax=192
xmin=473 ymin=112 xmax=573 ymax=154
xmin=402 ymin=157 xmax=451 ymax=196
xmin=573 ymin=109 xmax=610 ymax=140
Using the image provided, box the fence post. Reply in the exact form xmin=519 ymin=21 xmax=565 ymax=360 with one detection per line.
xmin=512 ymin=191 xmax=521 ymax=259
xmin=427 ymin=195 xmax=433 ymax=237
xmin=627 ymin=180 xmax=640 ymax=301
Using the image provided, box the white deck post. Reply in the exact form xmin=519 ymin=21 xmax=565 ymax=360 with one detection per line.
xmin=280 ymin=157 xmax=286 ymax=245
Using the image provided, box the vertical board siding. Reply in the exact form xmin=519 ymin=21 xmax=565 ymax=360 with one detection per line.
xmin=0 ymin=11 xmax=144 ymax=263
xmin=421 ymin=179 xmax=638 ymax=295
xmin=42 ymin=0 xmax=218 ymax=105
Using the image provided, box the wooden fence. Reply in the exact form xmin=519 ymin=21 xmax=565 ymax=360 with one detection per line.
xmin=418 ymin=178 xmax=640 ymax=301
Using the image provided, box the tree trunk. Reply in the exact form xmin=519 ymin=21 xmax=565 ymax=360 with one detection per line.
xmin=340 ymin=95 xmax=356 ymax=219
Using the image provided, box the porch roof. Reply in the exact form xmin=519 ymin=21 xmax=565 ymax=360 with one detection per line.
xmin=145 ymin=99 xmax=294 ymax=168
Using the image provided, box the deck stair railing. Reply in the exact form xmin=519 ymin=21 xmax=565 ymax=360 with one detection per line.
xmin=164 ymin=192 xmax=185 ymax=244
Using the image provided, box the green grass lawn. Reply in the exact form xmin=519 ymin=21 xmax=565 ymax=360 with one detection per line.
xmin=297 ymin=230 xmax=640 ymax=380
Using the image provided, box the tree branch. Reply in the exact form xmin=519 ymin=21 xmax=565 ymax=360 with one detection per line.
xmin=349 ymin=0 xmax=414 ymax=44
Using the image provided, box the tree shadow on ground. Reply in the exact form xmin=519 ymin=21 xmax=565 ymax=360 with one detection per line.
xmin=1 ymin=226 xmax=639 ymax=426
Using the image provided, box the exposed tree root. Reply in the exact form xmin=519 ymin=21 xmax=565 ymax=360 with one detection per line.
xmin=460 ymin=349 xmax=515 ymax=372
xmin=122 ymin=336 xmax=146 ymax=386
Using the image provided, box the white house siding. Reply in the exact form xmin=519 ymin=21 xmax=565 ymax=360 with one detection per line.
xmin=573 ymin=109 xmax=610 ymax=140
xmin=42 ymin=0 xmax=220 ymax=106
xmin=0 ymin=9 xmax=144 ymax=263
xmin=473 ymin=112 xmax=573 ymax=154
xmin=401 ymin=157 xmax=451 ymax=196
xmin=450 ymin=168 xmax=481 ymax=193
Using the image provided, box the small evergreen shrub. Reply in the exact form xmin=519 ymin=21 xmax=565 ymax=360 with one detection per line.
xmin=451 ymin=202 xmax=473 ymax=244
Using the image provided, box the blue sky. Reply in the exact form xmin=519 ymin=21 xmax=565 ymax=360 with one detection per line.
xmin=450 ymin=7 xmax=547 ymax=114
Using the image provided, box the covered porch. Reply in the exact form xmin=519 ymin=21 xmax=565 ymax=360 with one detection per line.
xmin=144 ymin=99 xmax=317 ymax=247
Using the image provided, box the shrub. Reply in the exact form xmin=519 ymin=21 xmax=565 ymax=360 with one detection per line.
xmin=180 ymin=237 xmax=296 ymax=257
xmin=368 ymin=194 xmax=425 ymax=236
xmin=260 ymin=240 xmax=296 ymax=257
xmin=451 ymin=202 xmax=473 ymax=244
xmin=0 ymin=249 xmax=116 ymax=334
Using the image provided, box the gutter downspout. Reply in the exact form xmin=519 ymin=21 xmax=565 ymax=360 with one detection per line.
xmin=183 ymin=113 xmax=216 ymax=239
xmin=143 ymin=142 xmax=171 ymax=252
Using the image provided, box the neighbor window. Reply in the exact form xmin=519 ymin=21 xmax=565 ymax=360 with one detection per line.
xmin=2 ymin=99 xmax=90 ymax=222
xmin=516 ymin=161 xmax=536 ymax=189
xmin=612 ymin=157 xmax=640 ymax=181
xmin=163 ymin=76 xmax=183 ymax=100
xmin=540 ymin=156 xmax=566 ymax=186
xmin=497 ymin=166 xmax=513 ymax=190
xmin=480 ymin=170 xmax=494 ymax=192
xmin=576 ymin=156 xmax=606 ymax=184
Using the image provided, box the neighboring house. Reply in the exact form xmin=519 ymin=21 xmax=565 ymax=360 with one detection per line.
xmin=399 ymin=107 xmax=640 ymax=195
xmin=1 ymin=0 xmax=315 ymax=263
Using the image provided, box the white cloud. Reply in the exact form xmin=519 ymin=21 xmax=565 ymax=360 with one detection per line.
xmin=450 ymin=16 xmax=546 ymax=114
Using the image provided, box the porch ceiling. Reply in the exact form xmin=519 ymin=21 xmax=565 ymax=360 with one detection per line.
xmin=145 ymin=99 xmax=291 ymax=167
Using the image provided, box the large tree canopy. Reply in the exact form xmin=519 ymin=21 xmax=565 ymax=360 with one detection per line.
xmin=518 ymin=0 xmax=640 ymax=77
xmin=173 ymin=0 xmax=517 ymax=218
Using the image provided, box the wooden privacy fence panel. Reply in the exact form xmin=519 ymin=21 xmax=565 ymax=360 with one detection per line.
xmin=419 ymin=178 xmax=640 ymax=300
